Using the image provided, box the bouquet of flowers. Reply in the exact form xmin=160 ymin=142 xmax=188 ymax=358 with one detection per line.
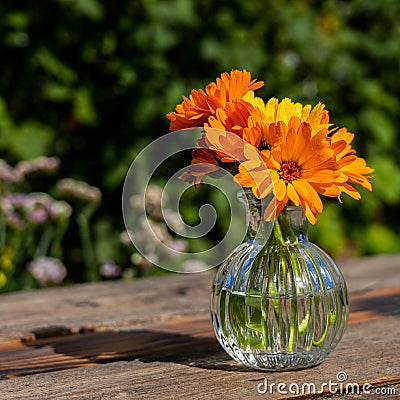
xmin=166 ymin=71 xmax=374 ymax=371
xmin=166 ymin=69 xmax=373 ymax=224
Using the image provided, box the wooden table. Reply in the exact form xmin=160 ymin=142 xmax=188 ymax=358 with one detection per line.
xmin=1 ymin=254 xmax=399 ymax=399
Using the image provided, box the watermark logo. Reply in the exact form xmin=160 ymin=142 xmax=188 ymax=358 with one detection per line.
xmin=256 ymin=371 xmax=397 ymax=396
xmin=122 ymin=128 xmax=274 ymax=273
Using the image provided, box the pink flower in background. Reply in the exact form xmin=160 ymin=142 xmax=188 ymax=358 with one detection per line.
xmin=100 ymin=260 xmax=121 ymax=278
xmin=27 ymin=257 xmax=67 ymax=286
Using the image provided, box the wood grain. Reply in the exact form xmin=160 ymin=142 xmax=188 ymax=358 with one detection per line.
xmin=0 ymin=254 xmax=399 ymax=399
xmin=0 ymin=315 xmax=399 ymax=400
xmin=1 ymin=285 xmax=399 ymax=380
xmin=1 ymin=254 xmax=399 ymax=344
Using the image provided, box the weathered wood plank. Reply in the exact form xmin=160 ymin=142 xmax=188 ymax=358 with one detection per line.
xmin=0 ymin=316 xmax=399 ymax=399
xmin=1 ymin=285 xmax=399 ymax=379
xmin=0 ymin=286 xmax=399 ymax=399
xmin=0 ymin=254 xmax=399 ymax=344
xmin=0 ymin=271 xmax=214 ymax=343
xmin=0 ymin=254 xmax=399 ymax=399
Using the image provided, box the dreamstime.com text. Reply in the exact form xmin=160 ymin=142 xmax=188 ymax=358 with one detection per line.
xmin=256 ymin=372 xmax=397 ymax=396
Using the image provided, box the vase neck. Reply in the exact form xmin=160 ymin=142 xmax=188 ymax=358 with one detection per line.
xmin=273 ymin=205 xmax=308 ymax=244
xmin=239 ymin=190 xmax=308 ymax=245
xmin=239 ymin=190 xmax=269 ymax=243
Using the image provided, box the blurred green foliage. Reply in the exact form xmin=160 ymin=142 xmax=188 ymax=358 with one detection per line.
xmin=0 ymin=0 xmax=399 ymax=277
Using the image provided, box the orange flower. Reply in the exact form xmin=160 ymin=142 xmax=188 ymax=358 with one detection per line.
xmin=166 ymin=70 xmax=264 ymax=131
xmin=330 ymin=128 xmax=374 ymax=200
xmin=180 ymin=147 xmax=220 ymax=188
xmin=234 ymin=117 xmax=345 ymax=224
xmin=208 ymin=100 xmax=266 ymax=147
xmin=204 ymin=128 xmax=248 ymax=164
xmin=169 ymin=69 xmax=374 ymax=221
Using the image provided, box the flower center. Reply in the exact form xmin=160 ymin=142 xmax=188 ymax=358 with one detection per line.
xmin=278 ymin=161 xmax=302 ymax=183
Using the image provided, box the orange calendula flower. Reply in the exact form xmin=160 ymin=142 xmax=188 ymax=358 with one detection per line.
xmin=207 ymin=100 xmax=266 ymax=149
xmin=178 ymin=98 xmax=264 ymax=185
xmin=168 ymin=70 xmax=373 ymax=221
xmin=204 ymin=127 xmax=248 ymax=164
xmin=330 ymin=128 xmax=374 ymax=200
xmin=180 ymin=147 xmax=220 ymax=188
xmin=166 ymin=70 xmax=264 ymax=131
xmin=235 ymin=117 xmax=345 ymax=224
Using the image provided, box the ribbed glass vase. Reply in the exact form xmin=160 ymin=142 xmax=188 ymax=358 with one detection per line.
xmin=210 ymin=190 xmax=349 ymax=371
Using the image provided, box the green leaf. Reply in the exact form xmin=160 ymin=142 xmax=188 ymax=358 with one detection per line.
xmin=309 ymin=203 xmax=346 ymax=256
xmin=358 ymin=108 xmax=396 ymax=150
xmin=73 ymin=88 xmax=97 ymax=125
xmin=360 ymin=224 xmax=400 ymax=254
xmin=369 ymin=155 xmax=400 ymax=205
xmin=57 ymin=0 xmax=104 ymax=21
xmin=34 ymin=48 xmax=77 ymax=83
xmin=4 ymin=122 xmax=53 ymax=159
xmin=42 ymin=83 xmax=72 ymax=101
xmin=0 ymin=98 xmax=12 ymax=129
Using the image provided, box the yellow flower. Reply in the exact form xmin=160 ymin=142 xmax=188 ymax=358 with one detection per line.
xmin=0 ymin=246 xmax=14 ymax=273
xmin=243 ymin=93 xmax=332 ymax=140
xmin=0 ymin=271 xmax=6 ymax=288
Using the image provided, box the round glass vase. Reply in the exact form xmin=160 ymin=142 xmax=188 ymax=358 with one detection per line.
xmin=210 ymin=191 xmax=349 ymax=371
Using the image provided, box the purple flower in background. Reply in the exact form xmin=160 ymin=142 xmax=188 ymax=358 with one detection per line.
xmin=5 ymin=212 xmax=25 ymax=230
xmin=169 ymin=239 xmax=188 ymax=252
xmin=27 ymin=257 xmax=67 ymax=286
xmin=1 ymin=192 xmax=70 ymax=228
xmin=1 ymin=192 xmax=29 ymax=211
xmin=16 ymin=156 xmax=60 ymax=176
xmin=57 ymin=178 xmax=102 ymax=203
xmin=100 ymin=260 xmax=121 ymax=278
xmin=27 ymin=207 xmax=48 ymax=224
xmin=119 ymin=230 xmax=132 ymax=246
xmin=0 ymin=159 xmax=23 ymax=185
xmin=25 ymin=193 xmax=53 ymax=210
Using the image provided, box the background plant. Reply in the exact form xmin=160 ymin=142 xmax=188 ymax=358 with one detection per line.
xmin=0 ymin=0 xmax=399 ymax=290
xmin=0 ymin=157 xmax=72 ymax=291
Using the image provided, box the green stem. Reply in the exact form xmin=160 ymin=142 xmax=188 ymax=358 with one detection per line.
xmin=291 ymin=249 xmax=312 ymax=334
xmin=275 ymin=212 xmax=298 ymax=245
xmin=256 ymin=212 xmax=332 ymax=353
xmin=272 ymin=218 xmax=286 ymax=245
xmin=50 ymin=221 xmax=69 ymax=259
xmin=35 ymin=225 xmax=54 ymax=258
xmin=267 ymin=251 xmax=280 ymax=315
xmin=0 ymin=189 xmax=4 ymax=248
xmin=288 ymin=299 xmax=297 ymax=352
xmin=298 ymin=297 xmax=312 ymax=334
xmin=280 ymin=249 xmax=293 ymax=351
xmin=300 ymin=246 xmax=331 ymax=347
xmin=24 ymin=225 xmax=36 ymax=258
xmin=329 ymin=292 xmax=338 ymax=325
xmin=77 ymin=205 xmax=98 ymax=281
xmin=261 ymin=300 xmax=269 ymax=350
xmin=13 ymin=231 xmax=24 ymax=266
xmin=0 ymin=216 xmax=6 ymax=248
xmin=312 ymin=312 xmax=329 ymax=346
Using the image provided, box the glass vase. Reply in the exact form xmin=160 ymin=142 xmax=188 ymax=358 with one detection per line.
xmin=210 ymin=190 xmax=349 ymax=371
